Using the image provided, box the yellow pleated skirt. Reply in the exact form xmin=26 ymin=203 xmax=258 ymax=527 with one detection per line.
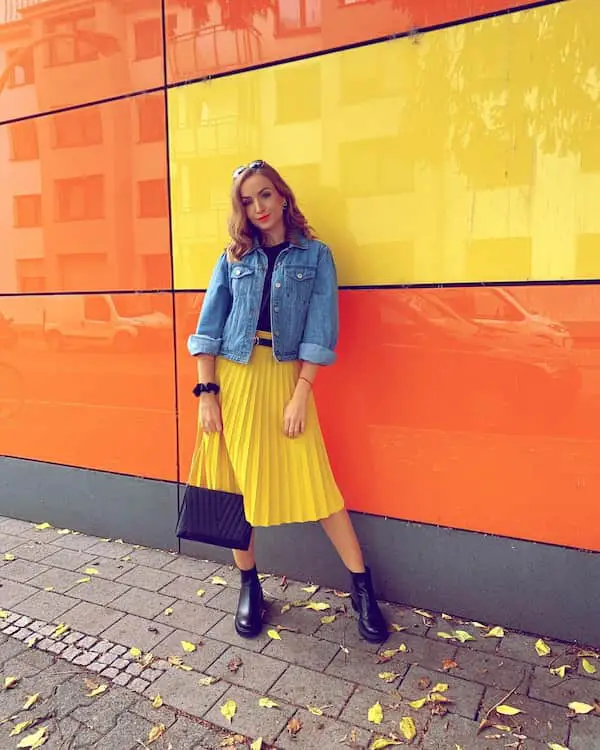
xmin=186 ymin=339 xmax=345 ymax=527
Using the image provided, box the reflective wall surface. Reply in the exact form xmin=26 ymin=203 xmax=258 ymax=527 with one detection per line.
xmin=2 ymin=0 xmax=600 ymax=554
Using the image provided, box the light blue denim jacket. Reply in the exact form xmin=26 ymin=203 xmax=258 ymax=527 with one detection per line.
xmin=187 ymin=234 xmax=339 ymax=365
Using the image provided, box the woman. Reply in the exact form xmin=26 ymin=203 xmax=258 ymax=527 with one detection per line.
xmin=187 ymin=160 xmax=387 ymax=643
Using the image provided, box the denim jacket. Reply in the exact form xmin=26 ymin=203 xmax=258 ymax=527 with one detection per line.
xmin=187 ymin=234 xmax=339 ymax=365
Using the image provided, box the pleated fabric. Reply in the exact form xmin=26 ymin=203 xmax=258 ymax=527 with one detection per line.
xmin=186 ymin=337 xmax=345 ymax=527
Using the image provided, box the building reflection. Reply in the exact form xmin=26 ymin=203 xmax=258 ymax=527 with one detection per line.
xmin=0 ymin=93 xmax=171 ymax=293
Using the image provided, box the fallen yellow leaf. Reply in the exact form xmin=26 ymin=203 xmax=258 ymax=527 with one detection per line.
xmin=198 ymin=676 xmax=219 ymax=686
xmin=10 ymin=721 xmax=33 ymax=736
xmin=581 ymin=658 xmax=597 ymax=675
xmin=163 ymin=608 xmax=173 ymax=616
xmin=441 ymin=613 xmax=453 ymax=620
xmin=496 ymin=705 xmax=522 ymax=716
xmin=547 ymin=744 xmax=569 ymax=750
xmin=16 ymin=726 xmax=47 ymax=748
xmin=57 ymin=528 xmax=71 ymax=535
xmin=258 ymin=697 xmax=279 ymax=708
xmin=368 ymin=701 xmax=383 ymax=724
xmin=414 ymin=609 xmax=433 ymax=618
xmin=301 ymin=584 xmax=319 ymax=594
xmin=86 ymin=684 xmax=108 ymax=697
xmin=437 ymin=632 xmax=454 ymax=639
xmin=180 ymin=640 xmax=196 ymax=653
xmin=211 ymin=576 xmax=228 ymax=586
xmin=267 ymin=629 xmax=282 ymax=640
xmin=3 ymin=552 xmax=15 ymax=561
xmin=43 ymin=586 xmax=54 ymax=592
xmin=484 ymin=626 xmax=505 ymax=638
xmin=304 ymin=602 xmax=330 ymax=611
xmin=34 ymin=522 xmax=52 ymax=530
xmin=4 ymin=676 xmax=19 ymax=689
xmin=307 ymin=705 xmax=323 ymax=715
xmin=378 ymin=672 xmax=401 ymax=683
xmin=280 ymin=602 xmax=292 ymax=614
xmin=22 ymin=694 xmax=39 ymax=710
xmin=535 ymin=639 xmax=551 ymax=657
xmin=370 ymin=739 xmax=402 ymax=749
xmin=76 ymin=577 xmax=91 ymax=584
xmin=196 ymin=589 xmax=206 ymax=597
xmin=220 ymin=699 xmax=237 ymax=722
xmin=52 ymin=623 xmax=69 ymax=639
xmin=147 ymin=723 xmax=166 ymax=744
xmin=320 ymin=615 xmax=336 ymax=625
xmin=129 ymin=647 xmax=142 ymax=659
xmin=151 ymin=695 xmax=163 ymax=708
xmin=550 ymin=665 xmax=571 ymax=679
xmin=399 ymin=716 xmax=417 ymax=741
xmin=83 ymin=567 xmax=99 ymax=576
xmin=408 ymin=697 xmax=428 ymax=710
xmin=0 ymin=610 xmax=8 ymax=618
xmin=453 ymin=630 xmax=475 ymax=643
xmin=568 ymin=701 xmax=594 ymax=714
xmin=429 ymin=693 xmax=449 ymax=704
xmin=431 ymin=683 xmax=449 ymax=693
xmin=250 ymin=739 xmax=263 ymax=750
xmin=389 ymin=623 xmax=406 ymax=632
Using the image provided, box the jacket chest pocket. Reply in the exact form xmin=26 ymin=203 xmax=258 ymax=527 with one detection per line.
xmin=230 ymin=265 xmax=255 ymax=297
xmin=283 ymin=267 xmax=316 ymax=305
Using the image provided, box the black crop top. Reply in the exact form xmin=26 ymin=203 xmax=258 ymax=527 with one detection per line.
xmin=256 ymin=241 xmax=288 ymax=333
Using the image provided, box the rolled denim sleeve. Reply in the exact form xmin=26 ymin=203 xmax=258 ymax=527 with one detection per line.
xmin=187 ymin=252 xmax=232 ymax=357
xmin=298 ymin=243 xmax=339 ymax=366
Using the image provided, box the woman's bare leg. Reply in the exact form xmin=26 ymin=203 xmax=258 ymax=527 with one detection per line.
xmin=320 ymin=508 xmax=366 ymax=573
xmin=232 ymin=531 xmax=256 ymax=571
xmin=320 ymin=507 xmax=387 ymax=642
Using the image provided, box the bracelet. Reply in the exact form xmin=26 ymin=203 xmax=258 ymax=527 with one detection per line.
xmin=192 ymin=382 xmax=220 ymax=397
xmin=298 ymin=376 xmax=313 ymax=388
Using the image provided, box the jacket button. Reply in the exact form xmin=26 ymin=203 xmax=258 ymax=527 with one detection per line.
xmin=274 ymin=306 xmax=279 ymax=312
xmin=234 ymin=269 xmax=241 ymax=276
xmin=275 ymin=282 xmax=281 ymax=288
xmin=297 ymin=273 xmax=303 ymax=279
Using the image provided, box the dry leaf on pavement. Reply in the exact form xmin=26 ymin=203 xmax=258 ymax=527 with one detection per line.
xmin=16 ymin=726 xmax=48 ymax=748
xmin=399 ymin=716 xmax=417 ymax=741
xmin=147 ymin=723 xmax=166 ymax=744
xmin=220 ymin=700 xmax=237 ymax=723
xmin=368 ymin=702 xmax=384 ymax=724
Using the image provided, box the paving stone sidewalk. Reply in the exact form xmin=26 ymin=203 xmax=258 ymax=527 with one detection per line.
xmin=0 ymin=516 xmax=599 ymax=750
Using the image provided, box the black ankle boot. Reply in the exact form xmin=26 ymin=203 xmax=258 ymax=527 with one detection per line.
xmin=234 ymin=566 xmax=263 ymax=638
xmin=350 ymin=567 xmax=388 ymax=643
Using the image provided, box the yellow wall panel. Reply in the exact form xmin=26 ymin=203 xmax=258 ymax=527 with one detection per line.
xmin=169 ymin=0 xmax=599 ymax=289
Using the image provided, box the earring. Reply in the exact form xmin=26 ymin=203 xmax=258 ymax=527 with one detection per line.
xmin=282 ymin=201 xmax=288 ymax=209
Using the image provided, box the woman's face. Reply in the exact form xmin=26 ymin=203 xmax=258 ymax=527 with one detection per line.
xmin=240 ymin=173 xmax=286 ymax=239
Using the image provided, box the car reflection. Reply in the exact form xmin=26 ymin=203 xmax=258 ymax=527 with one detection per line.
xmin=373 ymin=289 xmax=581 ymax=433
xmin=437 ymin=286 xmax=572 ymax=350
xmin=40 ymin=294 xmax=172 ymax=352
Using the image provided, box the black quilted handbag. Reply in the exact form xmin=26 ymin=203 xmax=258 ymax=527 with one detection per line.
xmin=176 ymin=484 xmax=252 ymax=551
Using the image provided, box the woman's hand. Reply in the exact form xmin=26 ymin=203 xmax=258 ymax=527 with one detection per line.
xmin=283 ymin=392 xmax=308 ymax=438
xmin=200 ymin=394 xmax=223 ymax=433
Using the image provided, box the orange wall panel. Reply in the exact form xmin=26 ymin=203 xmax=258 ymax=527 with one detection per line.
xmin=164 ymin=0 xmax=543 ymax=84
xmin=0 ymin=292 xmax=177 ymax=481
xmin=177 ymin=284 xmax=600 ymax=552
xmin=1 ymin=94 xmax=171 ymax=294
xmin=0 ymin=0 xmax=164 ymax=122
xmin=174 ymin=291 xmax=204 ymax=479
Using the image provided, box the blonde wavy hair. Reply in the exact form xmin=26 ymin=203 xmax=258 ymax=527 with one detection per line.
xmin=226 ymin=161 xmax=315 ymax=261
